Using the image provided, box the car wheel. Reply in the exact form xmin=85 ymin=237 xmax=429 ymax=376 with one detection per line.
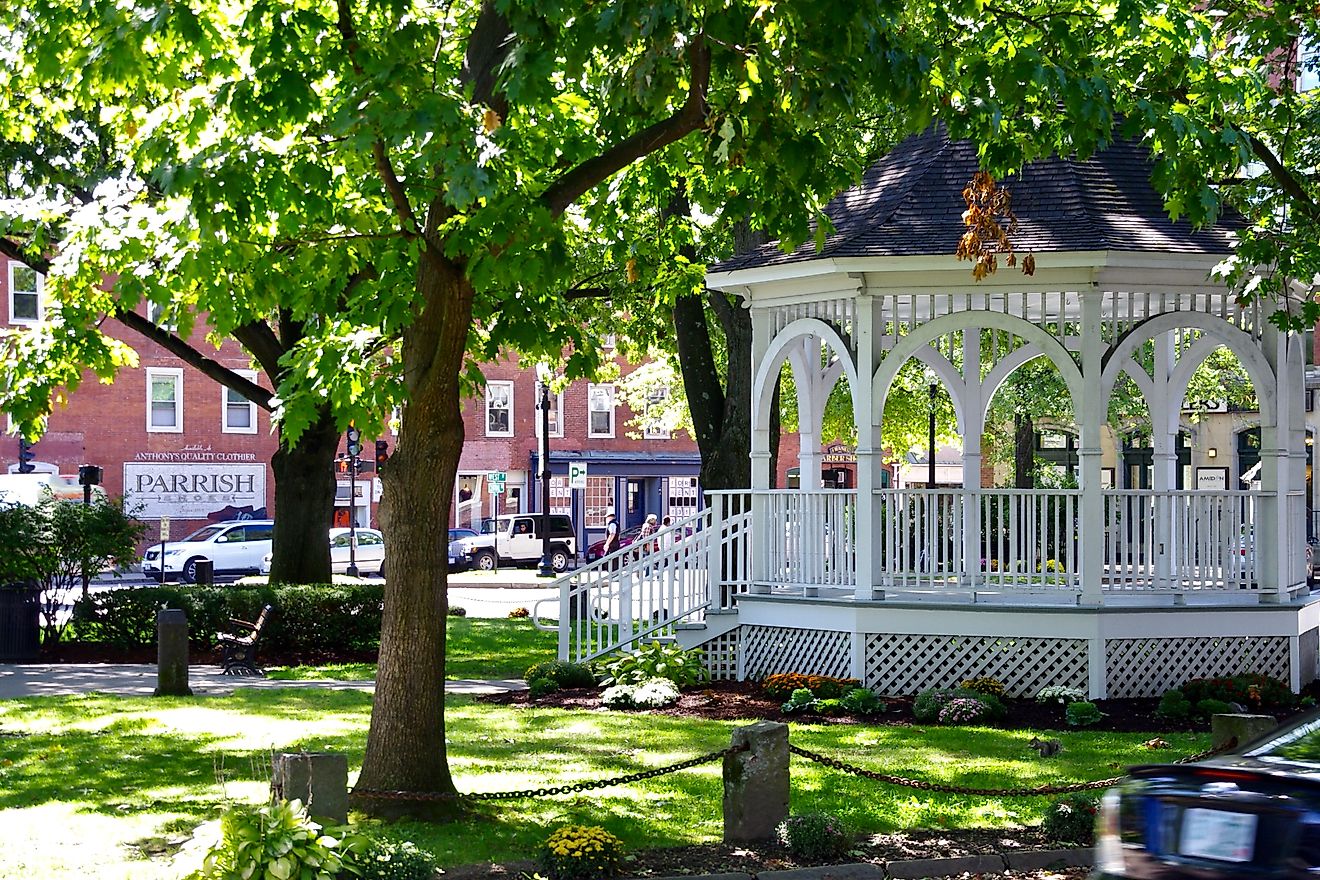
xmin=551 ymin=548 xmax=570 ymax=572
xmin=181 ymin=557 xmax=202 ymax=584
xmin=474 ymin=550 xmax=497 ymax=571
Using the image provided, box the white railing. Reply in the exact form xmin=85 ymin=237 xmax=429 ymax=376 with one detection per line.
xmin=877 ymin=489 xmax=1079 ymax=590
xmin=757 ymin=489 xmax=856 ymax=593
xmin=1101 ymin=490 xmax=1261 ymax=591
xmin=533 ymin=497 xmax=753 ymax=663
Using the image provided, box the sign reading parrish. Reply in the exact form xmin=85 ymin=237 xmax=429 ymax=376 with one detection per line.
xmin=124 ymin=462 xmax=267 ymax=519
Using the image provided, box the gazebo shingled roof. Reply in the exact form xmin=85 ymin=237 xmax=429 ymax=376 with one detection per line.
xmin=715 ymin=125 xmax=1244 ymax=273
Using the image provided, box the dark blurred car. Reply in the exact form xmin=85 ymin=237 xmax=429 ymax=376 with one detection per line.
xmin=585 ymin=524 xmax=645 ymax=562
xmin=447 ymin=527 xmax=478 ymax=571
xmin=1094 ymin=709 xmax=1320 ymax=878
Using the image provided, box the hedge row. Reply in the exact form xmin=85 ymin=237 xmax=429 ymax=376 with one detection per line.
xmin=70 ymin=583 xmax=385 ymax=653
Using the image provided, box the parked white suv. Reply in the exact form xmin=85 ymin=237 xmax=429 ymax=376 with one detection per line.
xmin=453 ymin=514 xmax=575 ymax=572
xmin=142 ymin=519 xmax=275 ymax=583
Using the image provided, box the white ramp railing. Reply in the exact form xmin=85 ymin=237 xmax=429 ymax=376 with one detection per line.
xmin=532 ymin=497 xmax=753 ymax=663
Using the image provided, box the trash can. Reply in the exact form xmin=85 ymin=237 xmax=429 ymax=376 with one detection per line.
xmin=194 ymin=559 xmax=214 ymax=585
xmin=0 ymin=582 xmax=41 ymax=662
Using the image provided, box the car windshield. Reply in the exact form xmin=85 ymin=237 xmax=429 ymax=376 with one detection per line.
xmin=182 ymin=525 xmax=225 ymax=543
xmin=1248 ymin=714 xmax=1320 ymax=767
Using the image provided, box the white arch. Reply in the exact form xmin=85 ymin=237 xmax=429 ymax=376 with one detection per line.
xmin=753 ymin=318 xmax=861 ymax=433
xmin=872 ymin=312 xmax=1085 ymax=426
xmin=1167 ymin=337 xmax=1234 ymax=415
xmin=1101 ymin=313 xmax=1276 ymax=427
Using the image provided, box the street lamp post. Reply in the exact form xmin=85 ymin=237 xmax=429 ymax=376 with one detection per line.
xmin=345 ymin=427 xmax=361 ymax=577
xmin=928 ymin=383 xmax=937 ymax=489
xmin=537 ymin=366 xmax=555 ymax=577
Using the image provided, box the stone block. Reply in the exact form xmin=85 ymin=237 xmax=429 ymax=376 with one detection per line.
xmin=1004 ymin=848 xmax=1095 ymax=870
xmin=272 ymin=752 xmax=349 ymax=826
xmin=154 ymin=608 xmax=192 ymax=697
xmin=722 ymin=721 xmax=789 ymax=843
xmin=885 ymin=854 xmax=1006 ymax=878
xmin=1211 ymin=713 xmax=1278 ymax=749
xmin=758 ymin=864 xmax=885 ymax=880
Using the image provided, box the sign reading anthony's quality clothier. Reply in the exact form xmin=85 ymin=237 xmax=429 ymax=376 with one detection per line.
xmin=124 ymin=463 xmax=267 ymax=519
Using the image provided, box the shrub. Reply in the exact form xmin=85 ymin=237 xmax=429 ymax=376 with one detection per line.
xmin=600 ymin=641 xmax=708 ymax=687
xmin=1035 ymin=686 xmax=1087 ymax=706
xmin=448 ymin=605 xmax=467 ymax=617
xmin=508 ymin=607 xmax=530 ymax=619
xmin=938 ymin=696 xmax=991 ymax=725
xmin=540 ymin=825 xmax=622 ymax=880
xmin=185 ymin=799 xmax=359 ymax=880
xmin=776 ymin=813 xmax=850 ymax=860
xmin=959 ymin=677 xmax=1006 ymax=698
xmin=631 ymin=678 xmax=681 ymax=708
xmin=1065 ymin=701 xmax=1105 ymax=727
xmin=600 ymin=683 xmax=635 ymax=709
xmin=1196 ymin=698 xmax=1235 ymax=719
xmin=840 ymin=687 xmax=886 ymax=717
xmin=524 ymin=660 xmax=597 ymax=689
xmin=353 ymin=839 xmax=437 ymax=880
xmin=781 ymin=688 xmax=817 ymax=714
xmin=1041 ymin=793 xmax=1099 ymax=844
xmin=1302 ymin=696 xmax=1317 ymax=710
xmin=70 ymin=583 xmax=385 ymax=653
xmin=914 ymin=687 xmax=1006 ymax=723
xmin=814 ymin=698 xmax=848 ymax=716
xmin=762 ymin=673 xmax=861 ymax=700
xmin=1156 ymin=689 xmax=1192 ymax=723
xmin=1181 ymin=674 xmax=1295 ymax=710
xmin=528 ymin=677 xmax=559 ymax=698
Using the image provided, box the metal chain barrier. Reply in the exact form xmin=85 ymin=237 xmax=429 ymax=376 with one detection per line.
xmin=352 ymin=744 xmax=745 ymax=803
xmin=787 ymin=736 xmax=1238 ymax=798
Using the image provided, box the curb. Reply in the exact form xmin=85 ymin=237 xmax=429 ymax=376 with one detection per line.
xmin=639 ymin=849 xmax=1094 ymax=880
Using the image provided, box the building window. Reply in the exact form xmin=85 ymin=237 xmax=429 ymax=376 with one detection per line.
xmin=536 ymin=390 xmax=563 ymax=438
xmin=549 ymin=475 xmax=572 ymax=514
xmin=485 ymin=381 xmax=513 ymax=437
xmin=585 ymin=476 xmax=614 ymax=527
xmin=146 ymin=367 xmax=183 ymax=433
xmin=643 ymin=385 xmax=671 ymax=439
xmin=1300 ymin=35 xmax=1319 ymax=92
xmin=222 ymin=369 xmax=259 ymax=434
xmin=588 ymin=384 xmax=615 ymax=438
xmin=8 ymin=263 xmax=42 ymax=325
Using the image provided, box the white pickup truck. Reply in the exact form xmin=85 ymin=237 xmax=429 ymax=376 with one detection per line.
xmin=452 ymin=513 xmax=576 ymax=572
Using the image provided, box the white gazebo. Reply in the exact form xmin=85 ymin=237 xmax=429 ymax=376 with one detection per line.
xmin=544 ymin=127 xmax=1320 ymax=699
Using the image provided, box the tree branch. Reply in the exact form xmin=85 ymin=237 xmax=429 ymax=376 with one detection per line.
xmin=541 ymin=36 xmax=711 ymax=217
xmin=1250 ymin=134 xmax=1320 ymax=225
xmin=0 ymin=237 xmax=49 ymax=273
xmin=462 ymin=1 xmax=512 ymax=119
xmin=231 ymin=321 xmax=286 ymax=382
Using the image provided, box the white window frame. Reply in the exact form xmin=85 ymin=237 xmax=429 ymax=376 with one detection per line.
xmin=8 ymin=262 xmax=43 ymax=325
xmin=588 ymin=383 xmax=615 ymax=438
xmin=536 ymin=390 xmax=563 ymax=439
xmin=222 ymin=369 xmax=259 ymax=434
xmin=643 ymin=385 xmax=671 ymax=439
xmin=485 ymin=381 xmax=514 ymax=437
xmin=146 ymin=367 xmax=184 ymax=433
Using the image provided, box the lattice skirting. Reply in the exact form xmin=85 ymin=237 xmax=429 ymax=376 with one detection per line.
xmin=740 ymin=625 xmax=852 ymax=681
xmin=699 ymin=629 xmax=742 ymax=681
xmin=864 ymin=634 xmax=1088 ymax=698
xmin=1105 ymin=636 xmax=1291 ymax=698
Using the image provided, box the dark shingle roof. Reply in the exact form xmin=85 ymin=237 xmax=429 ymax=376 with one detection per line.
xmin=714 ymin=126 xmax=1242 ymax=273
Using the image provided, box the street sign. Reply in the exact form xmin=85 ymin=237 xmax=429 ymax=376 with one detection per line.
xmin=160 ymin=516 xmax=170 ymax=541
xmin=568 ymin=461 xmax=588 ymax=490
xmin=489 ymin=482 xmax=505 ymax=495
xmin=487 ymin=471 xmax=507 ymax=484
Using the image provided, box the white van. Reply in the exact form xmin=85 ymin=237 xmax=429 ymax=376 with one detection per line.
xmin=141 ymin=520 xmax=275 ymax=583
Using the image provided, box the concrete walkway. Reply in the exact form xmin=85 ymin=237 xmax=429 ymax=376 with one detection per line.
xmin=0 ymin=663 xmax=524 ymax=699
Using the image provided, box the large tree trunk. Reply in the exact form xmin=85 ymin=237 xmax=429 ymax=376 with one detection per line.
xmin=675 ymin=289 xmax=754 ymax=491
xmin=267 ymin=408 xmax=339 ymax=584
xmin=354 ymin=232 xmax=471 ymax=813
xmin=1014 ymin=412 xmax=1035 ymax=489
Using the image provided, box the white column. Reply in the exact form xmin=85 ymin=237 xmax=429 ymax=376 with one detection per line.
xmin=1259 ymin=325 xmax=1303 ymax=602
xmin=854 ymin=292 xmax=883 ymax=602
xmin=750 ymin=307 xmax=774 ymax=593
xmin=961 ymin=330 xmax=983 ymax=588
xmin=1150 ymin=332 xmax=1177 ymax=587
xmin=791 ymin=337 xmax=825 ymax=486
xmin=1077 ymin=287 xmax=1106 ymax=606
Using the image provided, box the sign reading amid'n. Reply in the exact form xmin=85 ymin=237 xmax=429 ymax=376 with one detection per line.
xmin=124 ymin=463 xmax=267 ymax=519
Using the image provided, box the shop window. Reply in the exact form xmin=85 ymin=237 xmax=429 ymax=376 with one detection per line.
xmin=584 ymin=476 xmax=614 ymax=527
xmin=549 ymin=475 xmax=571 ymax=514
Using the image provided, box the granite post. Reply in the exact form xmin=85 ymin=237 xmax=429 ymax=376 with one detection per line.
xmin=1211 ymin=713 xmax=1278 ymax=749
xmin=723 ymin=721 xmax=789 ymax=843
xmin=154 ymin=608 xmax=192 ymax=697
xmin=272 ymin=753 xmax=350 ymax=826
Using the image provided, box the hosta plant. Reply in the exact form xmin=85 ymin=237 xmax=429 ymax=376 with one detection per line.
xmin=599 ymin=642 xmax=708 ymax=687
xmin=185 ymin=799 xmax=361 ymax=880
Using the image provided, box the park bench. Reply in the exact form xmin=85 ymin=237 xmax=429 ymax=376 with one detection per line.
xmin=216 ymin=604 xmax=273 ymax=676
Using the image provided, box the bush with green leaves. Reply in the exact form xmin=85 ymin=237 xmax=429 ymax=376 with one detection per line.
xmin=1181 ymin=674 xmax=1295 ymax=711
xmin=1157 ymin=689 xmax=1192 ymax=722
xmin=1196 ymin=698 xmax=1234 ymax=719
xmin=185 ymin=799 xmax=360 ymax=880
xmin=781 ymin=688 xmax=816 ymax=714
xmin=913 ymin=687 xmax=1005 ymax=723
xmin=1065 ymin=701 xmax=1105 ymax=727
xmin=523 ymin=660 xmax=596 ymax=689
xmin=354 ymin=838 xmax=437 ymax=880
xmin=959 ymin=677 xmax=1006 ymax=698
xmin=528 ymin=677 xmax=559 ymax=698
xmin=448 ymin=605 xmax=467 ymax=617
xmin=599 ymin=641 xmax=708 ymax=687
xmin=840 ymin=687 xmax=886 ymax=717
xmin=776 ymin=812 xmax=850 ymax=860
xmin=1041 ymin=793 xmax=1099 ymax=844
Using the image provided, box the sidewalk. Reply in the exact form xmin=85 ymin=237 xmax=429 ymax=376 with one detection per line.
xmin=0 ymin=663 xmax=524 ymax=699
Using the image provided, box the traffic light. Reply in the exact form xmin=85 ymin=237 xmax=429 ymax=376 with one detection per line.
xmin=345 ymin=426 xmax=361 ymax=457
xmin=17 ymin=437 xmax=34 ymax=474
xmin=375 ymin=439 xmax=389 ymax=471
xmin=335 ymin=456 xmax=350 ymax=475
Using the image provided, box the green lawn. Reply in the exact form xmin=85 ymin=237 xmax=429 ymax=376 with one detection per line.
xmin=0 ymin=687 xmax=1209 ymax=879
xmin=265 ymin=617 xmax=558 ymax=682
